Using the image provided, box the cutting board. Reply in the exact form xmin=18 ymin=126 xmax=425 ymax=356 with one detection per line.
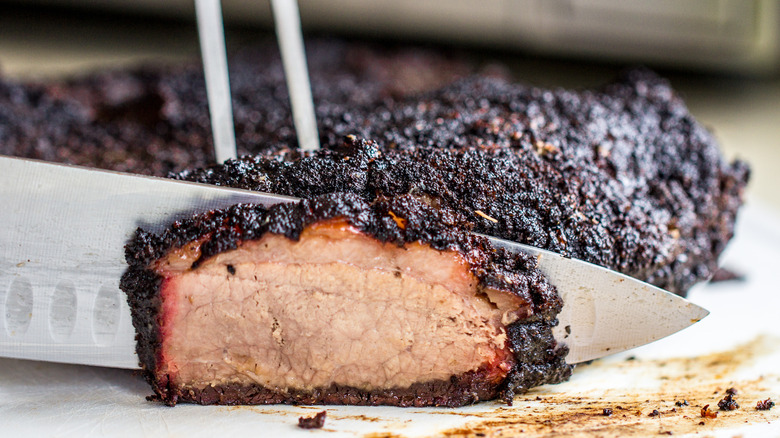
xmin=1 ymin=203 xmax=778 ymax=437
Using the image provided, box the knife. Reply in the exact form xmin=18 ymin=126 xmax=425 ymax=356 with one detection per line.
xmin=0 ymin=155 xmax=708 ymax=368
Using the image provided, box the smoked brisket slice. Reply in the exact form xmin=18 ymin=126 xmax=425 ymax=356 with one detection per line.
xmin=175 ymin=70 xmax=749 ymax=295
xmin=121 ymin=193 xmax=570 ymax=406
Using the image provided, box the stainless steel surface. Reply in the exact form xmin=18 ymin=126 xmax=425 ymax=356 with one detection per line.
xmin=1 ymin=156 xmax=705 ymax=368
xmin=0 ymin=156 xmax=297 ymax=368
xmin=194 ymin=0 xmax=238 ymax=163
xmin=485 ymin=236 xmax=709 ymax=363
xmin=270 ymin=0 xmax=320 ymax=151
xmin=13 ymin=0 xmax=780 ymax=74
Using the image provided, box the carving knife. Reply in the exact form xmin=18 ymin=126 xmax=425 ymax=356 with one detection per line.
xmin=0 ymin=156 xmax=709 ymax=368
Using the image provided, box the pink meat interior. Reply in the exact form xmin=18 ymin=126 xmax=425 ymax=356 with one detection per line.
xmin=153 ymin=220 xmax=528 ymax=392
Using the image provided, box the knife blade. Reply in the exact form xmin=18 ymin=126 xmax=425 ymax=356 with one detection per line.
xmin=0 ymin=156 xmax=708 ymax=368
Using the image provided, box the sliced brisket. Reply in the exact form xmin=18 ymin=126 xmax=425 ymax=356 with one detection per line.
xmin=175 ymin=70 xmax=749 ymax=295
xmin=121 ymin=193 xmax=570 ymax=406
xmin=0 ymin=39 xmax=748 ymax=405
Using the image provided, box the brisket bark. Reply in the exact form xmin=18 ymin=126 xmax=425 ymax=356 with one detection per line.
xmin=121 ymin=193 xmax=571 ymax=406
xmin=0 ymin=40 xmax=748 ymax=293
xmin=174 ymin=70 xmax=749 ymax=295
xmin=0 ymin=39 xmax=749 ymax=405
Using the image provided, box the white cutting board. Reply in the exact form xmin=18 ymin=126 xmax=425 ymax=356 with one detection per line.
xmin=1 ymin=203 xmax=779 ymax=437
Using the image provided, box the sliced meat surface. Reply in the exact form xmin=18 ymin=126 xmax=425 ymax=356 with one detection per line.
xmin=158 ymin=220 xmax=516 ymax=392
xmin=121 ymin=193 xmax=570 ymax=406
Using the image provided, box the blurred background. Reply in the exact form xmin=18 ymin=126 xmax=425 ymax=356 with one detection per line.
xmin=0 ymin=0 xmax=778 ymax=209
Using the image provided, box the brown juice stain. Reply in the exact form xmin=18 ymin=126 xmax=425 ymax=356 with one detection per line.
xmin=219 ymin=406 xmax=386 ymax=423
xmin=441 ymin=335 xmax=780 ymax=437
xmin=362 ymin=434 xmax=405 ymax=438
xmin=327 ymin=414 xmax=384 ymax=422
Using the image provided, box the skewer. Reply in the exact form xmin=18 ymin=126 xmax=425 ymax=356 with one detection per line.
xmin=194 ymin=0 xmax=238 ymax=163
xmin=270 ymin=0 xmax=320 ymax=151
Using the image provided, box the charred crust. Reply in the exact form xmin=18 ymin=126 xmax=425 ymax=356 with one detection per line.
xmin=718 ymin=388 xmax=739 ymax=411
xmin=3 ymin=41 xmax=747 ymax=296
xmin=120 ymin=192 xmax=572 ymax=406
xmin=1 ymin=41 xmax=473 ymax=176
xmin=173 ymin=70 xmax=748 ymax=296
xmin=120 ymin=267 xmax=163 ymax=400
xmin=501 ymin=320 xmax=572 ymax=404
xmin=11 ymin=40 xmax=745 ymax=406
xmin=173 ymin=366 xmax=506 ymax=408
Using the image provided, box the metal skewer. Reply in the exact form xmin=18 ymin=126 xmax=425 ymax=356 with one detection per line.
xmin=194 ymin=0 xmax=238 ymax=163
xmin=270 ymin=0 xmax=320 ymax=151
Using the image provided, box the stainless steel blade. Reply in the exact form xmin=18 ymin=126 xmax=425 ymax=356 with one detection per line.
xmin=0 ymin=156 xmax=708 ymax=369
xmin=0 ymin=156 xmax=296 ymax=368
xmin=484 ymin=235 xmax=710 ymax=363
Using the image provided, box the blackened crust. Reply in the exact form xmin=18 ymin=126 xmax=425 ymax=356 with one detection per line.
xmin=175 ymin=70 xmax=749 ymax=296
xmin=172 ymin=367 xmax=505 ymax=407
xmin=1 ymin=41 xmax=747 ymax=295
xmin=121 ymin=192 xmax=570 ymax=407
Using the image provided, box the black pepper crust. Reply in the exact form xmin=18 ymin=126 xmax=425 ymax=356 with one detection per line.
xmin=174 ymin=70 xmax=749 ymax=295
xmin=120 ymin=192 xmax=571 ymax=407
xmin=1 ymin=38 xmax=747 ymax=404
xmin=1 ymin=40 xmax=747 ymax=294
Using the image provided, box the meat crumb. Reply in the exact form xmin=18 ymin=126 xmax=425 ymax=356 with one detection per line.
xmin=756 ymin=399 xmax=775 ymax=411
xmin=648 ymin=409 xmax=660 ymax=417
xmin=602 ymin=408 xmax=613 ymax=416
xmin=710 ymin=268 xmax=744 ymax=283
xmin=718 ymin=389 xmax=739 ymax=411
xmin=701 ymin=404 xmax=718 ymax=419
xmin=298 ymin=411 xmax=327 ymax=429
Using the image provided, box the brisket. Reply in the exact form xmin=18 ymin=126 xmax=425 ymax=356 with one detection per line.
xmin=1 ymin=41 xmax=748 ymax=293
xmin=175 ymin=70 xmax=749 ymax=295
xmin=121 ymin=193 xmax=571 ymax=406
xmin=0 ymin=39 xmax=749 ymax=405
